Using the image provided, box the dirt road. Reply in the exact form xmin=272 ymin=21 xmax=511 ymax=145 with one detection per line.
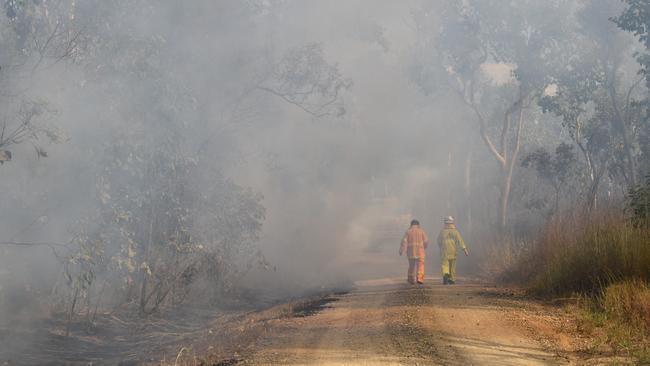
xmin=239 ymin=278 xmax=580 ymax=366
xmin=1 ymin=276 xmax=608 ymax=365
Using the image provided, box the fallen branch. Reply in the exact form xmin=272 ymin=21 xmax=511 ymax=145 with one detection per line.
xmin=0 ymin=241 xmax=69 ymax=247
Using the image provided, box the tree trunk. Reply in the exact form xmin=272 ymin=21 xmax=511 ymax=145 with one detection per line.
xmin=463 ymin=140 xmax=473 ymax=231
xmin=498 ymin=170 xmax=510 ymax=229
xmin=66 ymin=286 xmax=80 ymax=337
xmin=139 ymin=201 xmax=155 ymax=315
xmin=498 ymin=102 xmax=525 ymax=229
xmin=461 ymin=82 xmax=528 ymax=230
xmin=608 ymin=77 xmax=639 ymax=186
xmin=447 ymin=151 xmax=453 ymax=213
xmin=622 ymin=131 xmax=638 ymax=186
xmin=587 ymin=178 xmax=599 ymax=211
xmin=139 ymin=270 xmax=148 ymax=314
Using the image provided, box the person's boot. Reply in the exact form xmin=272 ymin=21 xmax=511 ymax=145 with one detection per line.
xmin=442 ymin=274 xmax=450 ymax=285
xmin=448 ymin=277 xmax=455 ymax=285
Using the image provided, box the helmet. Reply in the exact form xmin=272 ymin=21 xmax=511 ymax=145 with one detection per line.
xmin=444 ymin=216 xmax=455 ymax=224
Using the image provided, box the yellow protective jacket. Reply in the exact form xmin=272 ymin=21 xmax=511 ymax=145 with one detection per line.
xmin=400 ymin=225 xmax=429 ymax=259
xmin=437 ymin=226 xmax=466 ymax=260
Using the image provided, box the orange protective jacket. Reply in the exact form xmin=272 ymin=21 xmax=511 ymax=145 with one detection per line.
xmin=400 ymin=225 xmax=429 ymax=259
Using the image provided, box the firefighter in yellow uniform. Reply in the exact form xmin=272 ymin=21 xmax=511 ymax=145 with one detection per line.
xmin=399 ymin=219 xmax=429 ymax=284
xmin=437 ymin=216 xmax=468 ymax=285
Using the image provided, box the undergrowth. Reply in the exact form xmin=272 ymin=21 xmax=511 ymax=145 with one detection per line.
xmin=501 ymin=210 xmax=650 ymax=296
xmin=574 ymin=281 xmax=650 ymax=363
xmin=497 ymin=206 xmax=650 ymax=362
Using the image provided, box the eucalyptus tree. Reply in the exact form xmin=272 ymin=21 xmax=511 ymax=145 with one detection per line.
xmin=413 ymin=0 xmax=573 ymax=229
xmin=542 ymin=1 xmax=646 ymax=210
xmin=615 ymin=0 xmax=650 ymax=176
xmin=521 ymin=143 xmax=577 ymax=214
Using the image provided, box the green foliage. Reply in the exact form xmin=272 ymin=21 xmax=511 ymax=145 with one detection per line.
xmin=627 ymin=173 xmax=650 ymax=227
xmin=522 ymin=143 xmax=576 ymax=186
xmin=614 ymin=0 xmax=650 ymax=89
xmin=614 ymin=1 xmax=650 ymax=183
xmin=521 ymin=143 xmax=577 ymax=212
xmin=538 ymin=0 xmax=645 ymax=204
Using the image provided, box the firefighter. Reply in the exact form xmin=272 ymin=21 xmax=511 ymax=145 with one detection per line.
xmin=399 ymin=219 xmax=429 ymax=284
xmin=437 ymin=216 xmax=468 ymax=285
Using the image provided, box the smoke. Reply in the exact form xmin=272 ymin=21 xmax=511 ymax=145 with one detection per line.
xmin=0 ymin=0 xmax=441 ymax=312
xmin=0 ymin=2 xmax=645 ymax=356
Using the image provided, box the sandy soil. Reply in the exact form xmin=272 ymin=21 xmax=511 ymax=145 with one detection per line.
xmin=236 ymin=278 xmax=591 ymax=366
xmin=2 ymin=277 xmax=629 ymax=365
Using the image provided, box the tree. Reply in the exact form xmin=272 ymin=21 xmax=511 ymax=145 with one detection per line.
xmin=0 ymin=0 xmax=79 ymax=164
xmin=627 ymin=172 xmax=650 ymax=227
xmin=540 ymin=87 xmax=615 ymax=210
xmin=0 ymin=101 xmax=64 ymax=163
xmin=521 ymin=143 xmax=577 ymax=214
xmin=258 ymin=43 xmax=351 ymax=119
xmin=51 ymin=0 xmax=350 ymax=318
xmin=614 ymin=0 xmax=650 ymax=179
xmin=542 ymin=1 xmax=646 ymax=210
xmin=614 ymin=0 xmax=650 ymax=90
xmin=415 ymin=0 xmax=573 ymax=228
xmin=539 ymin=54 xmax=613 ymax=211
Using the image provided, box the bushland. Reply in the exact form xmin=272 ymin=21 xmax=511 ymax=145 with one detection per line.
xmin=496 ymin=174 xmax=650 ymax=360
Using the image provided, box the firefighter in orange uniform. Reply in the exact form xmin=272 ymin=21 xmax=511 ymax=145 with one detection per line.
xmin=399 ymin=219 xmax=429 ymax=284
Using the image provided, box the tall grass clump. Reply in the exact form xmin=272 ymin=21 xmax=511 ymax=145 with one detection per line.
xmin=600 ymin=279 xmax=650 ymax=332
xmin=500 ymin=177 xmax=650 ymax=359
xmin=504 ymin=209 xmax=650 ymax=296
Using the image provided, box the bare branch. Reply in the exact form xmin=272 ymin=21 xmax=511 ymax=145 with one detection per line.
xmin=258 ymin=86 xmax=333 ymax=118
xmin=454 ymin=83 xmax=506 ymax=166
xmin=0 ymin=241 xmax=69 ymax=247
xmin=32 ymin=22 xmax=62 ymax=74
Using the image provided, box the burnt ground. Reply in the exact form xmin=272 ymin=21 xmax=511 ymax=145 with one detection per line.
xmin=0 ymin=290 xmax=347 ymax=366
xmin=0 ymin=278 xmax=636 ymax=365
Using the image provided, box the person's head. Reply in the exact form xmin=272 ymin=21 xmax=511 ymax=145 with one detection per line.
xmin=443 ymin=216 xmax=455 ymax=227
xmin=410 ymin=219 xmax=420 ymax=226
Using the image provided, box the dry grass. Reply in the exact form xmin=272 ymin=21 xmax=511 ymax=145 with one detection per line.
xmin=477 ymin=233 xmax=531 ymax=279
xmin=495 ymin=208 xmax=650 ymax=362
xmin=572 ymin=280 xmax=650 ymax=363
xmin=501 ymin=209 xmax=650 ymax=296
xmin=601 ymin=279 xmax=650 ymax=333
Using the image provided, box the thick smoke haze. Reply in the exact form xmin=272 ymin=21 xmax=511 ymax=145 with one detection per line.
xmin=1 ymin=1 xmax=648 ymax=363
xmin=1 ymin=0 xmax=460 ymax=299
